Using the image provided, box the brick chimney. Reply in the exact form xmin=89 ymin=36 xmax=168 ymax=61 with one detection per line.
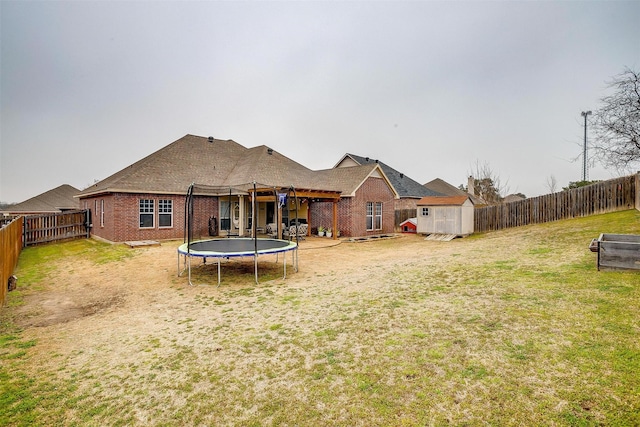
xmin=468 ymin=176 xmax=475 ymax=196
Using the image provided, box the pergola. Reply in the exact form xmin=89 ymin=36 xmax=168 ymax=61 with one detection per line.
xmin=251 ymin=186 xmax=342 ymax=240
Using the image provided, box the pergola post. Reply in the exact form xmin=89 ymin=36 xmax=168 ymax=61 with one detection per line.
xmin=332 ymin=200 xmax=338 ymax=240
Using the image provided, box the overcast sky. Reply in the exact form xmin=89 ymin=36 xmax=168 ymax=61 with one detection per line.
xmin=1 ymin=1 xmax=639 ymax=203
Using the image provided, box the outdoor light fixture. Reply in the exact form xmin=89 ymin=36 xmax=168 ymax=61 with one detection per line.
xmin=581 ymin=110 xmax=592 ymax=181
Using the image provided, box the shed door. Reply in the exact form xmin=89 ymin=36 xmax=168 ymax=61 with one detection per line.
xmin=434 ymin=207 xmax=458 ymax=234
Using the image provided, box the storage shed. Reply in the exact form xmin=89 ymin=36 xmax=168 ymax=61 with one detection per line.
xmin=416 ymin=196 xmax=474 ymax=236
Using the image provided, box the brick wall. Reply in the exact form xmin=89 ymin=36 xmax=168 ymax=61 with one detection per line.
xmin=310 ymin=176 xmax=396 ymax=238
xmin=83 ymin=177 xmax=396 ymax=241
xmin=81 ymin=193 xmax=219 ymax=242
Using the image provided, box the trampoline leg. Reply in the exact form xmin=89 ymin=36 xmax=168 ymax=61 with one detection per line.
xmin=254 ymin=255 xmax=258 ymax=285
xmin=217 ymin=259 xmax=221 ymax=287
xmin=188 ymin=256 xmax=195 ymax=286
xmin=283 ymin=252 xmax=287 ymax=279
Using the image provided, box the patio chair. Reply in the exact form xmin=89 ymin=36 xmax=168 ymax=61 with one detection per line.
xmin=285 ymin=223 xmax=308 ymax=240
xmin=266 ymin=223 xmax=277 ymax=238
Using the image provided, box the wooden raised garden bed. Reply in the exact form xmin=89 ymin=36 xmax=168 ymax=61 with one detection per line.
xmin=590 ymin=233 xmax=640 ymax=271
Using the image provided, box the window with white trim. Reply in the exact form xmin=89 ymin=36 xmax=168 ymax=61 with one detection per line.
xmin=139 ymin=199 xmax=154 ymax=228
xmin=158 ymin=199 xmax=173 ymax=228
xmin=366 ymin=201 xmax=383 ymax=231
xmin=421 ymin=207 xmax=429 ymax=216
xmin=375 ymin=202 xmax=382 ymax=230
xmin=100 ymin=199 xmax=105 ymax=227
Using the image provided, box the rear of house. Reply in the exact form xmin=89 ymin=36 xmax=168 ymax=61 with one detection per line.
xmin=77 ymin=134 xmax=399 ymax=242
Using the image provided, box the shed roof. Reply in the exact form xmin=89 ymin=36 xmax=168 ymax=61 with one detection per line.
xmin=417 ymin=195 xmax=473 ymax=206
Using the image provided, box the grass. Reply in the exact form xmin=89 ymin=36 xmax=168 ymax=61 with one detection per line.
xmin=1 ymin=210 xmax=640 ymax=426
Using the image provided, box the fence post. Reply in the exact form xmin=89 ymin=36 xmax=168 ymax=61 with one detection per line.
xmin=634 ymin=171 xmax=640 ymax=211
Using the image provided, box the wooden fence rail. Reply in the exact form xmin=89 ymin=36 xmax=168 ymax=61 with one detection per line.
xmin=23 ymin=210 xmax=91 ymax=246
xmin=1 ymin=217 xmax=24 ymax=306
xmin=474 ymin=175 xmax=637 ymax=233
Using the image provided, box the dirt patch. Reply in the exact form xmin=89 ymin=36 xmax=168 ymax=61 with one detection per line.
xmin=13 ymin=234 xmax=458 ymax=328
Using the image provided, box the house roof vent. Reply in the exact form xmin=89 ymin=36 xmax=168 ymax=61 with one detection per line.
xmin=208 ymin=136 xmax=214 ymax=142
xmin=267 ymin=148 xmax=273 ymax=155
xmin=365 ymin=157 xmax=370 ymax=162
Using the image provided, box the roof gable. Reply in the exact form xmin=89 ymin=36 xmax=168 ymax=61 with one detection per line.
xmin=315 ymin=163 xmax=397 ymax=197
xmin=338 ymin=154 xmax=439 ymax=199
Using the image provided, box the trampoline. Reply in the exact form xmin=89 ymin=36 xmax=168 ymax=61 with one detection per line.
xmin=178 ymin=181 xmax=302 ymax=286
xmin=178 ymin=238 xmax=297 ymax=285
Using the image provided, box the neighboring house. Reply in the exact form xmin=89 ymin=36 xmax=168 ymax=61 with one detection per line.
xmin=416 ymin=195 xmax=474 ymax=236
xmin=424 ymin=177 xmax=485 ymax=206
xmin=424 ymin=178 xmax=467 ymax=197
xmin=335 ymin=154 xmax=440 ymax=211
xmin=1 ymin=184 xmax=80 ymax=216
xmin=503 ymin=194 xmax=526 ymax=203
xmin=77 ymin=134 xmax=398 ymax=242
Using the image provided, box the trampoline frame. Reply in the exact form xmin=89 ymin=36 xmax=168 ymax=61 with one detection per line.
xmin=177 ymin=238 xmax=297 ymax=286
xmin=178 ymin=181 xmax=302 ymax=286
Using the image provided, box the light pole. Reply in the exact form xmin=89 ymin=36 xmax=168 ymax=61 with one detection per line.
xmin=581 ymin=110 xmax=592 ymax=182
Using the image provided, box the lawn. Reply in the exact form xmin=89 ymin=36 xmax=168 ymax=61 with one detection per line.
xmin=1 ymin=210 xmax=639 ymax=426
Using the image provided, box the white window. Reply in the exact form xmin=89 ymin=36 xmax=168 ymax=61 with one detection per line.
xmin=374 ymin=202 xmax=382 ymax=230
xmin=158 ymin=199 xmax=173 ymax=228
xmin=100 ymin=199 xmax=105 ymax=227
xmin=139 ymin=199 xmax=154 ymax=228
xmin=422 ymin=207 xmax=429 ymax=216
xmin=366 ymin=202 xmax=383 ymax=231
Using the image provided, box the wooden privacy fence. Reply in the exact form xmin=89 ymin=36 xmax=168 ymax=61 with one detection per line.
xmin=23 ymin=210 xmax=91 ymax=246
xmin=394 ymin=209 xmax=416 ymax=231
xmin=1 ymin=217 xmax=23 ymax=306
xmin=474 ymin=175 xmax=638 ymax=233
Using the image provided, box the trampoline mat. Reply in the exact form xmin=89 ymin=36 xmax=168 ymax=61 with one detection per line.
xmin=178 ymin=238 xmax=296 ymax=257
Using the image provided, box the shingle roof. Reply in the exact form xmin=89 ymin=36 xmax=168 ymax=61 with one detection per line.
xmin=314 ymin=163 xmax=390 ymax=197
xmin=5 ymin=184 xmax=80 ymax=213
xmin=340 ymin=154 xmax=440 ymax=198
xmin=417 ymin=195 xmax=472 ymax=206
xmin=423 ymin=178 xmax=466 ymax=196
xmin=77 ymin=135 xmax=388 ymax=198
xmin=424 ymin=178 xmax=486 ymax=205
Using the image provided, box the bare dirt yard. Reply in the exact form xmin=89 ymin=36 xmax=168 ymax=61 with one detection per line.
xmin=4 ymin=212 xmax=640 ymax=426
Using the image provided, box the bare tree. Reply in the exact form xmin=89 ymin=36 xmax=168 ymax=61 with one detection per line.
xmin=545 ymin=175 xmax=558 ymax=193
xmin=591 ymin=67 xmax=640 ymax=171
xmin=466 ymin=160 xmax=510 ymax=205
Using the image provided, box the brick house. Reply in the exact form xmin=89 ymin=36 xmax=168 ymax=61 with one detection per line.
xmin=334 ymin=154 xmax=441 ymax=230
xmin=77 ymin=134 xmax=398 ymax=242
xmin=1 ymin=184 xmax=80 ymax=218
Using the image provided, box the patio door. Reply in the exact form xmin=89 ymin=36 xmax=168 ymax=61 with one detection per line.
xmin=220 ymin=199 xmax=240 ymax=234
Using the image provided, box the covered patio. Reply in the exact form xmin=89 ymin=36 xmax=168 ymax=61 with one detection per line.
xmin=188 ymin=182 xmax=341 ymax=241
